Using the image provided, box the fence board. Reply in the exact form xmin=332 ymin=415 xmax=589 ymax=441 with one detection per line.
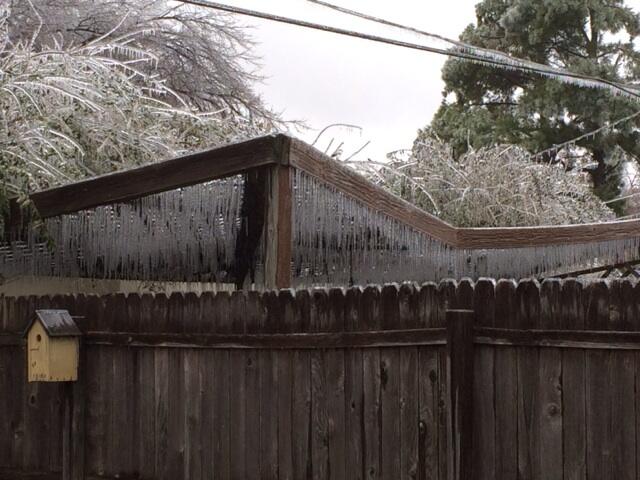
xmin=344 ymin=287 xmax=364 ymax=480
xmin=584 ymin=281 xmax=610 ymax=480
xmin=292 ymin=290 xmax=312 ymax=479
xmin=472 ymin=279 xmax=496 ymax=480
xmin=399 ymin=283 xmax=419 ymax=480
xmin=277 ymin=289 xmax=295 ymax=480
xmin=244 ymin=291 xmax=262 ymax=479
xmin=417 ymin=282 xmax=440 ymax=480
xmin=516 ymin=280 xmax=541 ymax=479
xmin=560 ymin=279 xmax=586 ymax=480
xmin=494 ymin=279 xmax=518 ymax=479
xmin=137 ymin=293 xmax=157 ymax=479
xmin=212 ymin=292 xmax=231 ymax=480
xmin=311 ymin=288 xmax=330 ymax=480
xmin=183 ymin=292 xmax=202 ymax=480
xmin=437 ymin=280 xmax=456 ymax=480
xmin=538 ymin=279 xmax=563 ymax=480
xmin=381 ymin=285 xmax=401 ymax=480
xmin=228 ymin=291 xmax=247 ymax=480
xmin=609 ymin=281 xmax=636 ymax=480
xmin=362 ymin=286 xmax=382 ymax=480
xmin=326 ymin=287 xmax=346 ymax=480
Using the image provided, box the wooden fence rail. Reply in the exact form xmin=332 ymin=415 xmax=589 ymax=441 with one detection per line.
xmin=2 ymin=278 xmax=640 ymax=479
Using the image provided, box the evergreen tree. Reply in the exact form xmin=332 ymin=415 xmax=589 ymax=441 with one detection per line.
xmin=431 ymin=0 xmax=640 ymax=203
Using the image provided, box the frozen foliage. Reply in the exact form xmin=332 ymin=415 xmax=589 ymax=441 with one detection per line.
xmin=357 ymin=132 xmax=615 ymax=228
xmin=7 ymin=0 xmax=277 ymax=119
xmin=0 ymin=3 xmax=272 ymax=233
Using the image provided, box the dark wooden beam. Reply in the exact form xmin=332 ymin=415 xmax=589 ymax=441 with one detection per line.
xmin=29 ymin=134 xmax=287 ymax=219
xmin=457 ymin=220 xmax=640 ymax=249
xmin=474 ymin=327 xmax=640 ymax=350
xmin=83 ymin=328 xmax=447 ymax=349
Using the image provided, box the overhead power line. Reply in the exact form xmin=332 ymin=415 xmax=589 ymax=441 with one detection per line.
xmin=175 ymin=0 xmax=640 ymax=100
xmin=308 ymin=0 xmax=640 ymax=159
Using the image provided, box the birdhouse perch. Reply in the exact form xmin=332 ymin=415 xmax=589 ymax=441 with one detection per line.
xmin=24 ymin=310 xmax=81 ymax=382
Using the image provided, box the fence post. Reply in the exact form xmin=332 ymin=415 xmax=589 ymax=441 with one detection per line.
xmin=264 ymin=135 xmax=292 ymax=290
xmin=446 ymin=309 xmax=475 ymax=480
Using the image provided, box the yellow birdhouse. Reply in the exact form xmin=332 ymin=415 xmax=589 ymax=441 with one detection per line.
xmin=24 ymin=310 xmax=81 ymax=382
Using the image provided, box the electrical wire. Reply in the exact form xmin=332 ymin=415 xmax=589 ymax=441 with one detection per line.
xmin=174 ymin=0 xmax=640 ymax=100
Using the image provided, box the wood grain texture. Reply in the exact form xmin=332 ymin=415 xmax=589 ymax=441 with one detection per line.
xmin=584 ymin=281 xmax=610 ymax=480
xmin=538 ymin=279 xmax=563 ymax=480
xmin=417 ymin=282 xmax=441 ymax=480
xmin=471 ymin=279 xmax=496 ymax=480
xmin=493 ymin=280 xmax=518 ymax=479
xmin=457 ymin=219 xmax=640 ymax=248
xmin=30 ymin=135 xmax=284 ymax=218
xmin=361 ymin=286 xmax=382 ymax=480
xmin=560 ymin=279 xmax=586 ymax=480
xmin=446 ymin=309 xmax=475 ymax=480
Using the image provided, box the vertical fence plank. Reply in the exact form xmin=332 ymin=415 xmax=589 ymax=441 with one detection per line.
xmin=292 ymin=290 xmax=312 ymax=479
xmin=381 ymin=285 xmax=402 ymax=480
xmin=362 ymin=285 xmax=382 ymax=480
xmin=212 ymin=292 xmax=231 ymax=480
xmin=228 ymin=290 xmax=247 ymax=479
xmin=516 ymin=280 xmax=541 ymax=479
xmin=417 ymin=282 xmax=440 ymax=480
xmin=199 ymin=292 xmax=215 ymax=479
xmin=494 ymin=279 xmax=518 ymax=479
xmin=327 ymin=287 xmax=346 ymax=480
xmin=446 ymin=309 xmax=474 ymax=480
xmin=167 ymin=293 xmax=186 ymax=480
xmin=438 ymin=280 xmax=457 ymax=480
xmin=22 ymin=296 xmax=44 ymax=472
xmin=634 ymin=282 xmax=640 ymax=480
xmin=244 ymin=291 xmax=262 ymax=479
xmin=584 ymin=281 xmax=610 ymax=480
xmin=153 ymin=295 xmax=170 ymax=480
xmin=472 ymin=279 xmax=496 ymax=480
xmin=183 ymin=292 xmax=202 ymax=480
xmin=399 ymin=283 xmax=419 ymax=480
xmin=539 ymin=279 xmax=563 ymax=480
xmin=560 ymin=279 xmax=586 ymax=480
xmin=277 ymin=289 xmax=296 ymax=480
xmin=0 ymin=297 xmax=10 ymax=468
xmin=85 ymin=295 xmax=106 ymax=477
xmin=259 ymin=291 xmax=279 ymax=480
xmin=8 ymin=296 xmax=25 ymax=469
xmin=608 ymin=281 xmax=636 ymax=480
xmin=311 ymin=288 xmax=330 ymax=480
xmin=138 ymin=293 xmax=156 ymax=479
xmin=344 ymin=286 xmax=364 ymax=480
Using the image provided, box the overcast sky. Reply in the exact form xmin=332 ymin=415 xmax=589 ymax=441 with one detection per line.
xmin=219 ymin=1 xmax=480 ymax=160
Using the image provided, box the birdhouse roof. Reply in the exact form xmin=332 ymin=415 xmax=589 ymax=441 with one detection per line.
xmin=23 ymin=310 xmax=82 ymax=338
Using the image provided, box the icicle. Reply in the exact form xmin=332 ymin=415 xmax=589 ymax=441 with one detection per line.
xmin=0 ymin=176 xmax=247 ymax=282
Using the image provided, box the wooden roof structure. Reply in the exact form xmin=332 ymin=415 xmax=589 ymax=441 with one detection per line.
xmin=2 ymin=133 xmax=640 ymax=288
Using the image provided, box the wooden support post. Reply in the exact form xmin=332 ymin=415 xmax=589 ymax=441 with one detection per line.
xmin=446 ymin=309 xmax=475 ymax=480
xmin=264 ymin=135 xmax=292 ymax=290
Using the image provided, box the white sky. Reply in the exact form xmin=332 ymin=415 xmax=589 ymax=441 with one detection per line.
xmin=219 ymin=1 xmax=479 ymax=160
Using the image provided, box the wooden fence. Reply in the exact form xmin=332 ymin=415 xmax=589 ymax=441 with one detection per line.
xmin=1 ymin=278 xmax=640 ymax=479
